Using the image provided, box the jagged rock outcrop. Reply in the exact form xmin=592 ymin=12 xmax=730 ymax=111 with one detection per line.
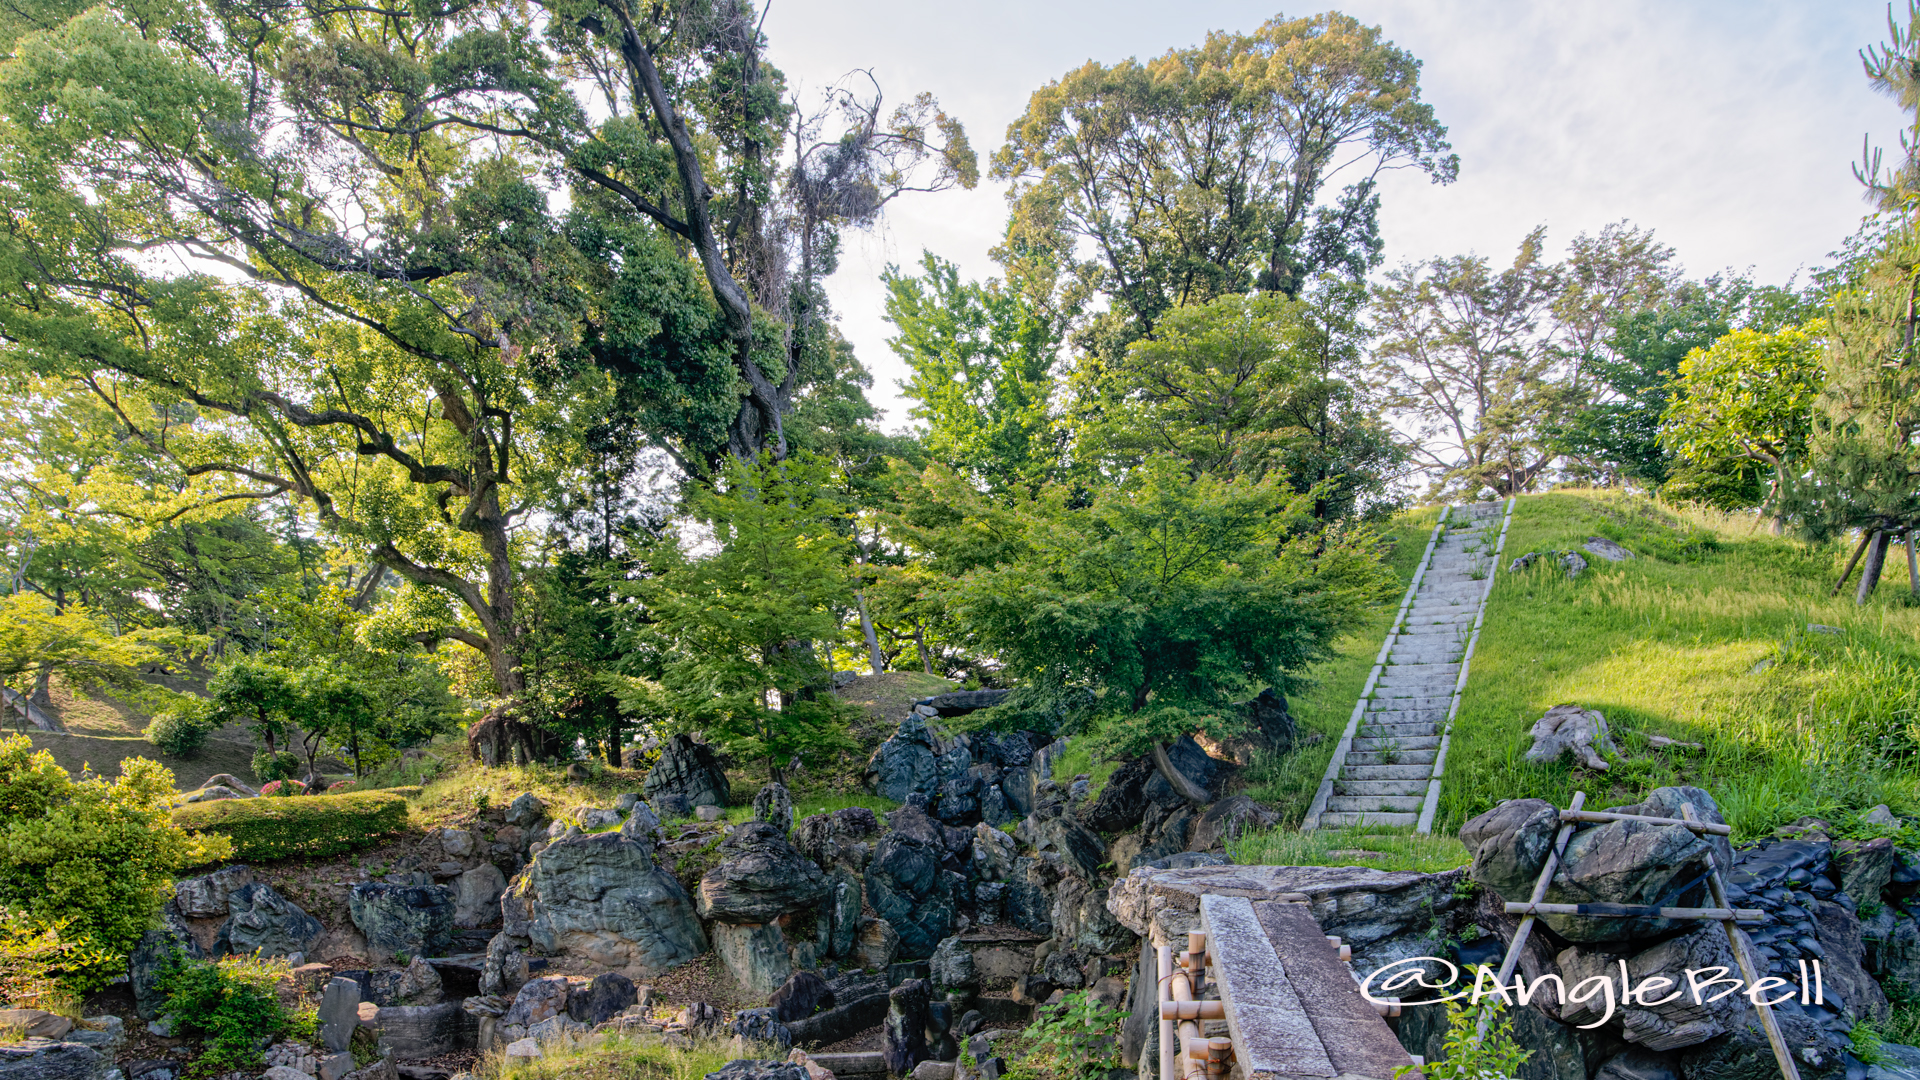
xmin=1523 ymin=704 xmax=1621 ymax=770
xmin=514 ymin=831 xmax=707 ymax=977
xmin=350 ymin=884 xmax=456 ymax=958
xmin=644 ymin=735 xmax=731 ymax=808
xmin=865 ymin=806 xmax=955 ymax=960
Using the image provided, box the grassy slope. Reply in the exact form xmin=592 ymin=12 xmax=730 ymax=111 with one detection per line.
xmin=1439 ymin=490 xmax=1920 ymax=839
xmin=1241 ymin=504 xmax=1444 ymax=824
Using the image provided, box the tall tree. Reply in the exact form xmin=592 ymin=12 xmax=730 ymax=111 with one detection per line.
xmin=992 ymin=12 xmax=1456 ymax=355
xmin=0 ymin=0 xmax=970 ymax=705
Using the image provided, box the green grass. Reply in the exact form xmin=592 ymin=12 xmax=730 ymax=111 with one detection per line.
xmin=1227 ymin=824 xmax=1471 ymax=874
xmin=1241 ymin=505 xmax=1444 ymax=824
xmin=484 ymin=1032 xmax=770 ymax=1080
xmin=712 ymin=792 xmax=900 ymax=825
xmin=1438 ymin=490 xmax=1920 ymax=839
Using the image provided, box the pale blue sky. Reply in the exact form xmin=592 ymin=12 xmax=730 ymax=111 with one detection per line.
xmin=760 ymin=0 xmax=1909 ymax=426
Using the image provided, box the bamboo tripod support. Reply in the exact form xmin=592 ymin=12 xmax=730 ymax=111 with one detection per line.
xmin=1473 ymin=792 xmax=1802 ymax=1080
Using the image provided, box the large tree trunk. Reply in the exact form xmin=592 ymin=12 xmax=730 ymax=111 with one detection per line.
xmin=1857 ymin=529 xmax=1890 ymax=605
xmin=28 ymin=668 xmax=50 ymax=709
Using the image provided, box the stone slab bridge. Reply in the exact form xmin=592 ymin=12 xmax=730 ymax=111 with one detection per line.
xmin=1305 ymin=499 xmax=1515 ymax=832
xmin=1114 ymin=864 xmax=1448 ymax=1080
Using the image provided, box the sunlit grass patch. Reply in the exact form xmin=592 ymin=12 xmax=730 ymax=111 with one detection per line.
xmin=1227 ymin=824 xmax=1470 ymax=875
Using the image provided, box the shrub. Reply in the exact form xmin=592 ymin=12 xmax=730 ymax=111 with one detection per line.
xmin=145 ymin=701 xmax=216 ymax=757
xmin=172 ymin=788 xmax=413 ymax=862
xmin=156 ymin=954 xmax=289 ymax=1074
xmin=258 ymin=779 xmax=306 ymax=797
xmin=1010 ymin=990 xmax=1129 ymax=1080
xmin=0 ymin=908 xmax=113 ymax=1008
xmin=0 ymin=735 xmax=231 ymax=987
xmin=251 ymin=750 xmax=302 ymax=783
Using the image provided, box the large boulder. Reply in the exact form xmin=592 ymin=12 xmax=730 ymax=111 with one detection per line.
xmin=752 ymin=784 xmax=795 ymax=836
xmin=1079 ymin=758 xmax=1153 ymax=833
xmin=370 ymin=1001 xmax=475 ymax=1059
xmin=864 ymin=717 xmax=971 ymax=806
xmin=0 ymin=1040 xmax=111 ymax=1080
xmin=518 ymin=831 xmax=709 ymax=976
xmin=768 ymin=971 xmax=833 ymax=1023
xmin=174 ymin=865 xmax=254 ymax=919
xmin=710 ymin=922 xmax=794 ymax=998
xmin=1459 ymin=798 xmax=1561 ymax=898
xmin=1187 ymin=796 xmax=1278 ymax=852
xmin=350 ymin=884 xmax=456 ymax=958
xmin=1023 ymin=807 xmax=1106 ymax=882
xmin=129 ymin=903 xmax=204 ymax=1019
xmin=454 ymin=863 xmax=508 ymax=928
xmin=219 ymin=883 xmax=325 ymax=959
xmin=567 ymin=972 xmax=637 ymax=1025
xmin=505 ymin=793 xmax=547 ymax=828
xmin=1193 ymin=689 xmax=1297 ymax=767
xmin=864 ymin=808 xmax=956 ymax=959
xmin=697 ymin=823 xmax=832 ymax=924
xmin=1523 ymin=704 xmax=1620 ymax=770
xmin=644 ymin=735 xmax=731 ymax=808
xmin=882 ymin=979 xmax=931 ymax=1077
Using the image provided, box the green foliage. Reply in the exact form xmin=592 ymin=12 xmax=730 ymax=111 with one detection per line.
xmin=0 ymin=734 xmax=230 ymax=986
xmin=0 ymin=592 xmax=171 ymax=709
xmin=172 ymin=789 xmax=411 ymax=863
xmin=626 ymin=453 xmax=858 ymax=780
xmin=1661 ymin=320 xmax=1826 ymax=522
xmin=884 ymin=252 xmax=1062 ymax=495
xmin=1015 ymin=990 xmax=1129 ymax=1080
xmin=145 ymin=699 xmax=216 ymax=758
xmin=209 ymin=658 xmax=299 ymax=757
xmin=0 ymin=908 xmax=114 ymax=1008
xmin=904 ymin=455 xmax=1396 ymax=757
xmin=155 ymin=954 xmax=290 ymax=1075
xmin=1396 ymin=998 xmax=1531 ymax=1080
xmin=252 ymin=750 xmax=302 ymax=784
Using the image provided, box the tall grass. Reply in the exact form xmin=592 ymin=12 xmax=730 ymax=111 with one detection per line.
xmin=1438 ymin=490 xmax=1920 ymax=838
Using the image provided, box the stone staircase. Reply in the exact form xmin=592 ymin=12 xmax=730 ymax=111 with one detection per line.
xmin=1303 ymin=499 xmax=1514 ymax=833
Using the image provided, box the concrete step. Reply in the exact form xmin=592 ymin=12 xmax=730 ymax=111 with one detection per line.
xmin=1380 ymin=663 xmax=1460 ymax=676
xmin=1327 ymin=795 xmax=1426 ymax=813
xmin=1343 ymin=750 xmax=1436 ymax=767
xmin=1368 ymin=696 xmax=1451 ymax=712
xmin=1352 ymin=734 xmax=1441 ymax=751
xmin=1336 ymin=779 xmax=1430 ymax=797
xmin=1359 ymin=722 xmax=1439 ymax=739
xmin=1362 ymin=711 xmax=1446 ymax=727
xmin=1318 ymin=811 xmax=1418 ymax=828
xmin=1342 ymin=763 xmax=1435 ymax=781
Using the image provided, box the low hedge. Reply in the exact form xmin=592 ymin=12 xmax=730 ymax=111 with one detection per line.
xmin=173 ymin=788 xmax=415 ymax=862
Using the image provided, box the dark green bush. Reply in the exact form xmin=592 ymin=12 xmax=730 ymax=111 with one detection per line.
xmin=156 ymin=953 xmax=288 ymax=1074
xmin=145 ymin=702 xmax=215 ymax=757
xmin=172 ymin=788 xmax=414 ymax=862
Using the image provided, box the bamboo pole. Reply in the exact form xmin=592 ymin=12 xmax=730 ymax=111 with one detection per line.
xmin=1907 ymin=528 xmax=1918 ymax=598
xmin=1158 ymin=945 xmax=1174 ymax=1080
xmin=1475 ymin=791 xmax=1586 ymax=1042
xmin=1559 ymin=808 xmax=1733 ymax=835
xmin=1833 ymin=530 xmax=1874 ymax=595
xmin=1502 ymin=901 xmax=1763 ymax=921
xmin=1682 ymin=804 xmax=1801 ymax=1080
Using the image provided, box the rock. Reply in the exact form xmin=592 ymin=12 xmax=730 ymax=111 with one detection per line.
xmin=1836 ymin=837 xmax=1897 ymax=907
xmin=971 ymin=824 xmax=1018 ymax=882
xmin=320 ymin=977 xmax=363 ymax=1052
xmin=1040 ymin=950 xmax=1084 ymax=989
xmin=698 ymin=822 xmax=833 ymax=924
xmin=728 ymin=1008 xmax=794 ymax=1053
xmin=616 ymin=793 xmax=641 ymax=811
xmin=1024 ymin=809 xmax=1106 ymax=882
xmin=1049 ymin=876 xmax=1136 ymax=956
xmin=857 ymin=917 xmax=900 ymax=971
xmin=1593 ymin=1048 xmax=1677 ymax=1080
xmin=1869 ymin=1044 xmax=1920 ymax=1080
xmin=319 ymin=1053 xmax=355 ymax=1080
xmin=824 ymin=870 xmax=863 ymax=959
xmin=1560 ymin=921 xmax=1744 ymax=1048
xmin=1004 ymin=859 xmax=1054 ymax=938
xmin=1543 ymin=813 xmax=1714 ymax=942
xmin=350 ymin=884 xmax=456 ymax=958
xmin=502 ymin=1038 xmax=540 ymax=1060
xmin=883 ymin=980 xmax=931 ymax=1077
xmin=1562 ymin=552 xmax=1588 ymax=578
xmin=438 ymin=828 xmax=475 ymax=859
xmin=566 ymin=972 xmax=638 ymax=1024
xmin=566 ymin=762 xmax=594 ymax=782
xmin=621 ymin=802 xmax=663 ymax=846
xmin=369 ymin=956 xmax=444 ymax=1006
xmin=0 ymin=1041 xmax=110 ymax=1080
xmin=371 ymin=1001 xmax=475 ymax=1059
xmin=0 ymin=1011 xmax=71 ymax=1041
xmin=201 ymin=773 xmax=259 ymax=796
xmin=263 ymin=1067 xmax=310 ymax=1080
xmin=505 ymin=793 xmax=547 ymax=828
xmin=1187 ymin=796 xmax=1278 ymax=852
xmin=574 ymin=807 xmax=622 ymax=830
xmin=645 ymin=734 xmax=731 ymax=808
xmin=503 ymin=976 xmax=572 ymax=1027
xmin=653 ymin=793 xmax=693 ymax=818
xmin=63 ymin=1018 xmax=120 ymax=1059
xmin=1816 ymin=899 xmax=1889 ymax=1020
xmin=769 ymin=971 xmax=834 ymax=1023
xmin=865 ymin=717 xmax=971 ymax=807
xmin=711 ymin=922 xmax=794 ymax=998
xmin=754 ymin=784 xmax=795 ymax=835
xmin=520 ymin=831 xmax=708 ymax=977
xmin=130 ymin=903 xmax=203 ymax=1019
xmin=220 ymin=882 xmax=326 ymax=959
xmin=1145 ymin=737 xmax=1227 ymax=804
xmin=928 ymin=937 xmax=976 ymax=992
xmin=1523 ymin=704 xmax=1620 ymax=770
xmin=1584 ymin=536 xmax=1636 ymax=562
xmin=174 ymin=864 xmax=254 ymax=918
xmin=453 ymin=863 xmax=507 ymax=929
xmin=1867 ymin=804 xmax=1900 ymax=826
xmin=912 ymin=1062 xmax=954 ymax=1080
xmin=701 ymin=1063 xmax=807 ymax=1080
xmin=866 ymin=810 xmax=956 ymax=959
xmin=1459 ymin=798 xmax=1561 ymax=898
xmin=698 ymin=805 xmax=725 ymax=822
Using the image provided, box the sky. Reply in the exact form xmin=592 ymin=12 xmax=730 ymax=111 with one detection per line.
xmin=758 ymin=0 xmax=1912 ymax=429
